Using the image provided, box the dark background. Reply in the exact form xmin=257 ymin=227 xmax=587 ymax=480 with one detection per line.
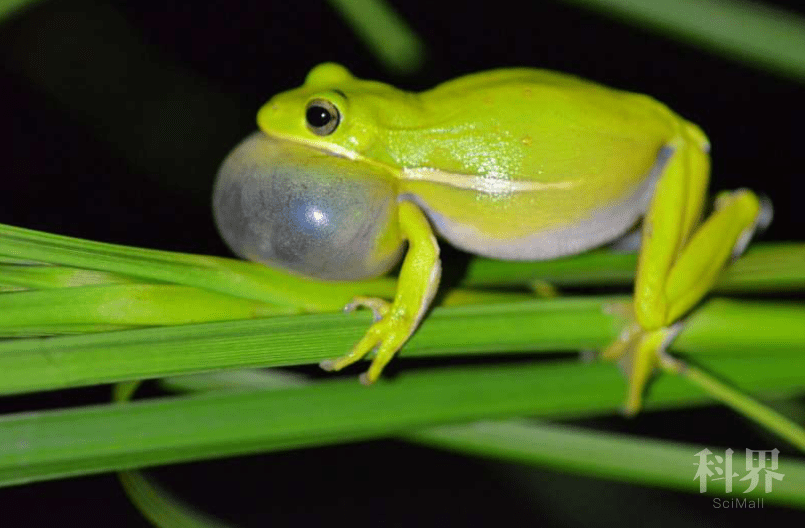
xmin=0 ymin=0 xmax=803 ymax=526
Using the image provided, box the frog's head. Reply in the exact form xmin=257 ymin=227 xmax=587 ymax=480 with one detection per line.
xmin=256 ymin=63 xmax=401 ymax=163
xmin=215 ymin=65 xmax=408 ymax=282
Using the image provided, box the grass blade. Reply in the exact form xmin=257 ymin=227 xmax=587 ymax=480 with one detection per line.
xmin=326 ymin=0 xmax=425 ymax=73
xmin=0 ymin=354 xmax=803 ymax=489
xmin=0 ymin=284 xmax=295 ymax=336
xmin=2 ymin=297 xmax=803 ymax=396
xmin=0 ymin=223 xmax=396 ymax=310
xmin=560 ymin=0 xmax=805 ymax=81
xmin=410 ymin=420 xmax=805 ymax=507
xmin=463 ymin=243 xmax=805 ymax=291
xmin=118 ymin=471 xmax=235 ymax=528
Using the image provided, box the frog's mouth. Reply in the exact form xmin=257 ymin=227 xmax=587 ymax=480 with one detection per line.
xmin=261 ymin=131 xmax=403 ymax=181
xmin=261 ymin=131 xmax=356 ymax=161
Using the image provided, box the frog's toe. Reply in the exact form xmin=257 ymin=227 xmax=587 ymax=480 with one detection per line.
xmin=319 ymin=349 xmax=371 ymax=373
xmin=344 ymin=296 xmax=391 ymax=322
xmin=318 ymin=358 xmax=341 ymax=372
xmin=319 ymin=326 xmax=383 ymax=373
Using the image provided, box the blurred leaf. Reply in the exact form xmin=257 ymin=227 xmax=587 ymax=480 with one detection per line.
xmin=1 ymin=354 xmax=803 ymax=490
xmin=560 ymin=0 xmax=805 ymax=81
xmin=327 ymin=0 xmax=426 ymax=73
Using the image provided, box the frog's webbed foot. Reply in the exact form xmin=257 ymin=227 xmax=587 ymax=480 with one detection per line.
xmin=320 ymin=296 xmax=421 ymax=385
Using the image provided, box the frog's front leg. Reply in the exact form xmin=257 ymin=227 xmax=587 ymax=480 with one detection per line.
xmin=605 ymin=123 xmax=765 ymax=415
xmin=320 ymin=201 xmax=441 ymax=384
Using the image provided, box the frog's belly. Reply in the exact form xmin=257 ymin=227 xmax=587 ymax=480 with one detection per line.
xmin=400 ymin=147 xmax=671 ymax=261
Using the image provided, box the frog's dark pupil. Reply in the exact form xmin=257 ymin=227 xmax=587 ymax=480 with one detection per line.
xmin=307 ymin=106 xmax=332 ymax=128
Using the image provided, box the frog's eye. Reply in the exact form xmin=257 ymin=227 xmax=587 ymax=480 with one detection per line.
xmin=305 ymin=98 xmax=340 ymax=136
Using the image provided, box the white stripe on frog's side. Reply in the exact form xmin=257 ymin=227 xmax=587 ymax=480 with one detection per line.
xmin=401 ymin=145 xmax=674 ymax=261
xmin=401 ymin=167 xmax=580 ymax=194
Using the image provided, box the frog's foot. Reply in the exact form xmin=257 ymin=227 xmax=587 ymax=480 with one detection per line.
xmin=603 ymin=322 xmax=683 ymax=416
xmin=319 ymin=297 xmax=419 ymax=385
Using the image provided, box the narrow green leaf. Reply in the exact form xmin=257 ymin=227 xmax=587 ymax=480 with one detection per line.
xmin=0 ymin=284 xmax=295 ymax=336
xmin=326 ymin=0 xmax=426 ymax=73
xmin=0 ymin=223 xmax=396 ymax=310
xmin=674 ymin=298 xmax=805 ymax=356
xmin=118 ymin=471 xmax=235 ymax=528
xmin=0 ymin=355 xmax=803 ymax=489
xmin=560 ymin=0 xmax=805 ymax=82
xmin=670 ymin=361 xmax=805 ymax=451
xmin=0 ymin=297 xmax=618 ymax=395
xmin=0 ymin=0 xmax=40 ymax=22
xmin=463 ymin=243 xmax=805 ymax=291
xmin=0 ymin=264 xmax=141 ymax=289
xmin=0 ymin=297 xmax=803 ymax=396
xmin=410 ymin=420 xmax=805 ymax=507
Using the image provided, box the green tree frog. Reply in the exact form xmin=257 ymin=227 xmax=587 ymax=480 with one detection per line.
xmin=214 ymin=63 xmax=765 ymax=413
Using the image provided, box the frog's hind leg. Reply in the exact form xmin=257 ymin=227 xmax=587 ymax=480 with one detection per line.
xmin=608 ymin=122 xmax=765 ymax=415
xmin=662 ymin=188 xmax=765 ymax=323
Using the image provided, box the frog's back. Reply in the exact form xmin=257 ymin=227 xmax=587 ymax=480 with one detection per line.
xmin=391 ymin=68 xmax=698 ymax=260
xmin=426 ymin=68 xmax=609 ymax=97
xmin=420 ymin=68 xmax=681 ymax=147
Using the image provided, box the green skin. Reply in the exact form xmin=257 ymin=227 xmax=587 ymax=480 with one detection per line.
xmin=254 ymin=63 xmax=763 ymax=412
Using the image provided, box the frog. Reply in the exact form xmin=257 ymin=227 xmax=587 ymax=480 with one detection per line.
xmin=213 ymin=62 xmax=766 ymax=414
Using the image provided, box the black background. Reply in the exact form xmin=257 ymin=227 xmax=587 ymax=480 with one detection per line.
xmin=0 ymin=0 xmax=803 ymax=526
